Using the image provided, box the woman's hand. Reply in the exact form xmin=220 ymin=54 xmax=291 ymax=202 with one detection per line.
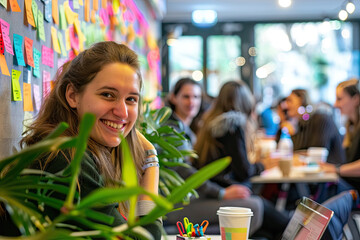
xmin=261 ymin=156 xmax=279 ymax=170
xmin=320 ymin=162 xmax=336 ymax=173
xmin=223 ymin=184 xmax=251 ymax=199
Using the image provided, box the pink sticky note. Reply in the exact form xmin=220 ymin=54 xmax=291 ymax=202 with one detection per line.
xmin=0 ymin=19 xmax=14 ymax=55
xmin=99 ymin=8 xmax=110 ymax=26
xmin=42 ymin=70 xmax=52 ymax=99
xmin=68 ymin=25 xmax=79 ymax=50
xmin=41 ymin=45 xmax=54 ymax=68
xmin=33 ymin=83 xmax=41 ymax=111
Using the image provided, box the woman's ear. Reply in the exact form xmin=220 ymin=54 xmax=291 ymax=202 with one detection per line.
xmin=169 ymin=93 xmax=176 ymax=105
xmin=65 ymin=84 xmax=78 ymax=108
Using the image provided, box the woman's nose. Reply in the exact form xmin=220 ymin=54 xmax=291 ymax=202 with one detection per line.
xmin=113 ymin=100 xmax=128 ymax=119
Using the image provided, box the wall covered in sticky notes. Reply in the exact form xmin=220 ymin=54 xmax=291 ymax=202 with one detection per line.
xmin=0 ymin=0 xmax=162 ymax=158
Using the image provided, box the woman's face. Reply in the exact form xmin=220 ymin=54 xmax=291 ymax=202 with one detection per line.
xmin=334 ymin=87 xmax=359 ymax=117
xmin=66 ymin=63 xmax=140 ymax=148
xmin=173 ymin=83 xmax=202 ymax=120
xmin=286 ymin=93 xmax=302 ymax=118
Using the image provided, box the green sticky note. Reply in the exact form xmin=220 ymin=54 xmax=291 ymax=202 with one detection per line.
xmin=73 ymin=0 xmax=79 ymax=9
xmin=37 ymin=10 xmax=45 ymax=41
xmin=33 ymin=48 xmax=41 ymax=78
xmin=0 ymin=0 xmax=6 ymax=8
xmin=11 ymin=69 xmax=22 ymax=101
xmin=31 ymin=0 xmax=38 ymax=27
xmin=59 ymin=4 xmax=67 ymax=30
xmin=57 ymin=31 xmax=67 ymax=57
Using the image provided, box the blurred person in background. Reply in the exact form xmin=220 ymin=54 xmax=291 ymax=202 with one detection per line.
xmin=282 ymin=89 xmax=345 ymax=165
xmin=194 ymin=80 xmax=288 ymax=240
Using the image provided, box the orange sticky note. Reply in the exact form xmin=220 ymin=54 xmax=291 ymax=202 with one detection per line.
xmin=24 ymin=0 xmax=35 ymax=27
xmin=90 ymin=9 xmax=96 ymax=23
xmin=84 ymin=0 xmax=89 ymax=22
xmin=9 ymin=0 xmax=21 ymax=12
xmin=24 ymin=37 xmax=34 ymax=67
xmin=0 ymin=54 xmax=10 ymax=76
xmin=23 ymin=82 xmax=34 ymax=111
xmin=51 ymin=27 xmax=61 ymax=54
xmin=101 ymin=0 xmax=106 ymax=9
xmin=52 ymin=0 xmax=59 ymax=25
xmin=93 ymin=0 xmax=98 ymax=11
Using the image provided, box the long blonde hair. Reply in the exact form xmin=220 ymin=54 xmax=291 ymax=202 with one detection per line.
xmin=337 ymin=78 xmax=360 ymax=148
xmin=194 ymin=80 xmax=255 ymax=168
xmin=20 ymin=41 xmax=145 ymax=185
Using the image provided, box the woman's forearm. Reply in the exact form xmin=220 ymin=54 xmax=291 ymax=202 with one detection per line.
xmin=339 ymin=160 xmax=360 ymax=177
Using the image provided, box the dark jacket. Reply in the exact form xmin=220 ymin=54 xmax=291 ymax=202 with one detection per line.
xmin=342 ymin=127 xmax=360 ymax=191
xmin=199 ymin=111 xmax=264 ymax=188
xmin=291 ymin=112 xmax=346 ymax=165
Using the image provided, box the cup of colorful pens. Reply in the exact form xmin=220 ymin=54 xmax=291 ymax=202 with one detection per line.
xmin=176 ymin=217 xmax=210 ymax=239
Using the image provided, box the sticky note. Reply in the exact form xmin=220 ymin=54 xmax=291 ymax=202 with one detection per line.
xmin=0 ymin=19 xmax=14 ymax=55
xmin=65 ymin=28 xmax=70 ymax=50
xmin=57 ymin=31 xmax=67 ymax=57
xmin=43 ymin=70 xmax=51 ymax=98
xmin=0 ymin=0 xmax=6 ymax=9
xmin=23 ymin=68 xmax=31 ymax=83
xmin=73 ymin=0 xmax=79 ymax=9
xmin=112 ymin=0 xmax=119 ymax=14
xmin=33 ymin=83 xmax=41 ymax=111
xmin=64 ymin=1 xmax=78 ymax=25
xmin=24 ymin=37 xmax=34 ymax=67
xmin=44 ymin=0 xmax=52 ymax=22
xmin=51 ymin=26 xmax=61 ymax=53
xmin=84 ymin=0 xmax=89 ymax=22
xmin=69 ymin=25 xmax=79 ymax=50
xmin=23 ymin=82 xmax=34 ymax=111
xmin=58 ymin=57 xmax=67 ymax=69
xmin=37 ymin=10 xmax=45 ymax=41
xmin=99 ymin=8 xmax=109 ymax=26
xmin=59 ymin=4 xmax=66 ymax=29
xmin=52 ymin=0 xmax=59 ymax=25
xmin=79 ymin=0 xmax=83 ymax=6
xmin=13 ymin=34 xmax=25 ymax=66
xmin=0 ymin=24 xmax=4 ymax=54
xmin=93 ymin=0 xmax=98 ymax=11
xmin=0 ymin=54 xmax=10 ymax=76
xmin=41 ymin=45 xmax=54 ymax=68
xmin=31 ymin=0 xmax=38 ymax=27
xmin=23 ymin=111 xmax=33 ymax=133
xmin=25 ymin=0 xmax=35 ymax=27
xmin=9 ymin=0 xmax=21 ymax=12
xmin=33 ymin=48 xmax=41 ymax=77
xmin=11 ymin=69 xmax=22 ymax=101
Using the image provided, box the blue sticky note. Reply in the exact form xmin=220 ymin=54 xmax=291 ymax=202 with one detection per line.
xmin=23 ymin=68 xmax=32 ymax=84
xmin=13 ymin=34 xmax=26 ymax=66
xmin=44 ymin=0 xmax=52 ymax=22
xmin=33 ymin=48 xmax=41 ymax=78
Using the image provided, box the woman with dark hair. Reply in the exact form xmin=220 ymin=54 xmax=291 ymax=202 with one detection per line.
xmin=283 ymin=89 xmax=345 ymax=164
xmin=3 ymin=41 xmax=161 ymax=238
xmin=193 ymin=80 xmax=288 ymax=239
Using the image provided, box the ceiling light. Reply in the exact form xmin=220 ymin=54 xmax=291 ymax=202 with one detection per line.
xmin=192 ymin=10 xmax=217 ymax=27
xmin=339 ymin=9 xmax=349 ymax=21
xmin=346 ymin=1 xmax=356 ymax=14
xmin=278 ymin=0 xmax=292 ymax=8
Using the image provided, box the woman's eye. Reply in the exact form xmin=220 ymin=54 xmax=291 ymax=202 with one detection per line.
xmin=127 ymin=96 xmax=138 ymax=103
xmin=101 ymin=92 xmax=114 ymax=98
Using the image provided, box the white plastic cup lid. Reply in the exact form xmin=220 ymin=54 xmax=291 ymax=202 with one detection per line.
xmin=217 ymin=207 xmax=253 ymax=216
xmin=307 ymin=147 xmax=329 ymax=156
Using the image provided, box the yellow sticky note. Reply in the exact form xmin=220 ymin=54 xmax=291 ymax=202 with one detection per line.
xmin=57 ymin=31 xmax=67 ymax=57
xmin=64 ymin=1 xmax=78 ymax=25
xmin=0 ymin=54 xmax=10 ymax=76
xmin=79 ymin=0 xmax=83 ymax=6
xmin=12 ymin=69 xmax=22 ymax=101
xmin=65 ymin=28 xmax=71 ymax=51
xmin=51 ymin=27 xmax=61 ymax=54
xmin=23 ymin=82 xmax=34 ymax=111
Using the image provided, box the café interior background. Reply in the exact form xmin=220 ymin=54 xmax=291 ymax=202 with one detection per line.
xmin=0 ymin=0 xmax=359 ymax=157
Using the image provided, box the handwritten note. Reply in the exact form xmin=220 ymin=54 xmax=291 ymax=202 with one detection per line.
xmin=11 ymin=69 xmax=22 ymax=101
xmin=24 ymin=37 xmax=34 ymax=67
xmin=41 ymin=45 xmax=54 ymax=68
xmin=43 ymin=70 xmax=51 ymax=99
xmin=13 ymin=34 xmax=25 ymax=66
xmin=52 ymin=0 xmax=59 ymax=25
xmin=33 ymin=83 xmax=41 ymax=111
xmin=23 ymin=68 xmax=31 ymax=83
xmin=0 ymin=54 xmax=10 ymax=76
xmin=31 ymin=0 xmax=38 ymax=27
xmin=57 ymin=31 xmax=67 ymax=57
xmin=51 ymin=26 xmax=61 ymax=53
xmin=25 ymin=0 xmax=35 ymax=27
xmin=0 ymin=19 xmax=14 ymax=55
xmin=37 ymin=10 xmax=45 ymax=41
xmin=23 ymin=83 xmax=34 ymax=111
xmin=44 ymin=0 xmax=52 ymax=22
xmin=9 ymin=0 xmax=21 ymax=12
xmin=0 ymin=24 xmax=4 ymax=54
xmin=33 ymin=47 xmax=41 ymax=77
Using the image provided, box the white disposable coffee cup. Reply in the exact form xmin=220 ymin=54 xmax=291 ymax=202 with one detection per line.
xmin=217 ymin=207 xmax=253 ymax=240
xmin=307 ymin=147 xmax=329 ymax=164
